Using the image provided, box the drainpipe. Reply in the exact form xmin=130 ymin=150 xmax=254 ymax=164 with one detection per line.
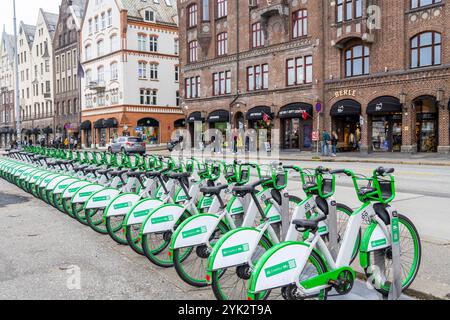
xmin=231 ymin=0 xmax=241 ymax=130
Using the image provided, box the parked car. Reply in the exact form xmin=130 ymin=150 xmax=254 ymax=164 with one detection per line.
xmin=108 ymin=136 xmax=146 ymax=155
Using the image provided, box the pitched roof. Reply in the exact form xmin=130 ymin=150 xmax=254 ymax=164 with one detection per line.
xmin=41 ymin=10 xmax=59 ymax=39
xmin=119 ymin=0 xmax=178 ymax=26
xmin=1 ymin=30 xmax=15 ymax=61
xmin=20 ymin=22 xmax=36 ymax=47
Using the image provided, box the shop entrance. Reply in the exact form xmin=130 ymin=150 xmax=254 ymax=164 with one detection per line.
xmin=331 ymin=99 xmax=362 ymax=152
xmin=414 ymin=96 xmax=438 ymax=153
xmin=137 ymin=118 xmax=160 ymax=145
xmin=187 ymin=112 xmax=205 ymax=147
xmin=367 ymin=96 xmax=403 ymax=152
xmin=246 ymin=106 xmax=272 ymax=150
xmin=279 ymin=103 xmax=313 ymax=150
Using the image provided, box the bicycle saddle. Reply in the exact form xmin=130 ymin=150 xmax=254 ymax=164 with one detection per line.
xmin=166 ymin=172 xmax=191 ymax=180
xmin=127 ymin=171 xmax=144 ymax=178
xmin=97 ymin=169 xmax=114 ymax=176
xmin=292 ymin=215 xmax=327 ymax=232
xmin=110 ymin=170 xmax=128 ymax=177
xmin=200 ymin=184 xmax=227 ymax=196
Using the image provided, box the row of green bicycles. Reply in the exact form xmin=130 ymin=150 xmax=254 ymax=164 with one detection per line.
xmin=0 ymin=146 xmax=421 ymax=300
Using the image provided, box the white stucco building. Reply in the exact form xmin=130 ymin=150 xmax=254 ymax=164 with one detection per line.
xmin=80 ymin=0 xmax=183 ymax=148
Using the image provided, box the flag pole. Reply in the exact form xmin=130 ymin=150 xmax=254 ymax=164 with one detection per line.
xmin=13 ymin=0 xmax=21 ymax=145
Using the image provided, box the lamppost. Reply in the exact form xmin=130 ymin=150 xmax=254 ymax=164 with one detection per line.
xmin=13 ymin=0 xmax=22 ymax=144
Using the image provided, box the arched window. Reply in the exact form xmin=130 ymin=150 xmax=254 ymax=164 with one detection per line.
xmin=187 ymin=4 xmax=198 ymax=27
xmin=188 ymin=41 xmax=198 ymax=63
xmin=345 ymin=45 xmax=370 ymax=77
xmin=217 ymin=32 xmax=228 ymax=56
xmin=110 ymin=34 xmax=118 ymax=52
xmin=411 ymin=31 xmax=441 ymax=69
xmin=110 ymin=62 xmax=118 ymax=80
xmin=85 ymin=44 xmax=92 ymax=60
xmin=97 ymin=39 xmax=104 ymax=57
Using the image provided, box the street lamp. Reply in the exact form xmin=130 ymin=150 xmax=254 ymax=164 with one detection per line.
xmin=399 ymin=92 xmax=407 ymax=111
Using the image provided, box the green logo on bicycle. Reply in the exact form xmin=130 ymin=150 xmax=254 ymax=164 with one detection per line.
xmin=182 ymin=226 xmax=207 ymax=239
xmin=202 ymin=198 xmax=213 ymax=207
xmin=264 ymin=259 xmax=297 ymax=278
xmin=231 ymin=207 xmax=244 ymax=214
xmin=80 ymin=192 xmax=93 ymax=198
xmin=68 ymin=187 xmax=80 ymax=193
xmin=151 ymin=215 xmax=174 ymax=224
xmin=371 ymin=239 xmax=387 ymax=248
xmin=93 ymin=196 xmax=110 ymax=202
xmin=222 ymin=244 xmax=250 ymax=257
xmin=113 ymin=202 xmax=132 ymax=210
xmin=134 ymin=209 xmax=150 ymax=218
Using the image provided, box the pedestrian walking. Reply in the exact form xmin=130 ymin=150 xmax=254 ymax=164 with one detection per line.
xmin=331 ymin=131 xmax=338 ymax=157
xmin=322 ymin=129 xmax=331 ymax=156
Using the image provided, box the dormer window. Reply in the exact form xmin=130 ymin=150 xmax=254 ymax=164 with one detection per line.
xmin=145 ymin=10 xmax=155 ymax=22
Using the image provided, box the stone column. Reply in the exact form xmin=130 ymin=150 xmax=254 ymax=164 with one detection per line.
xmin=360 ymin=114 xmax=369 ymax=154
xmin=438 ymin=105 xmax=450 ymax=154
xmin=401 ymin=101 xmax=416 ymax=153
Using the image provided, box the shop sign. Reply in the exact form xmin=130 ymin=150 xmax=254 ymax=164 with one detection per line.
xmin=334 ymin=90 xmax=357 ymax=98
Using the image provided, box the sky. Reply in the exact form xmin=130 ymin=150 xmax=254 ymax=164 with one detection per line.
xmin=0 ymin=0 xmax=60 ymax=35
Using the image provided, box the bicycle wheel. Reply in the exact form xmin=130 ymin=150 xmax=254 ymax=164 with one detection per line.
xmin=364 ymin=214 xmax=421 ymax=296
xmin=283 ymin=251 xmax=328 ymax=300
xmin=141 ymin=213 xmax=191 ymax=268
xmin=336 ymin=203 xmax=360 ymax=263
xmin=126 ymin=224 xmax=144 ymax=255
xmin=173 ymin=221 xmax=230 ymax=288
xmin=86 ymin=208 xmax=108 ymax=234
xmin=211 ymin=236 xmax=273 ymax=300
xmin=72 ymin=203 xmax=88 ymax=226
xmin=106 ymin=216 xmax=128 ymax=245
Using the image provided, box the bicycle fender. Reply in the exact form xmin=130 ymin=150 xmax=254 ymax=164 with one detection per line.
xmin=62 ymin=180 xmax=91 ymax=199
xmin=53 ymin=178 xmax=80 ymax=195
xmin=206 ymin=227 xmax=264 ymax=273
xmin=104 ymin=193 xmax=141 ymax=218
xmin=46 ymin=175 xmax=72 ymax=191
xmin=71 ymin=184 xmax=104 ymax=204
xmin=141 ymin=204 xmax=186 ymax=235
xmin=170 ymin=214 xmax=221 ymax=251
xmin=124 ymin=199 xmax=164 ymax=226
xmin=248 ymin=242 xmax=312 ymax=295
xmin=84 ymin=188 xmax=121 ymax=210
xmin=38 ymin=173 xmax=59 ymax=189
xmin=359 ymin=222 xmax=391 ymax=268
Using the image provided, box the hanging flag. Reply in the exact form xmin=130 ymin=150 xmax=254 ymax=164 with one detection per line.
xmin=262 ymin=112 xmax=269 ymax=122
xmin=302 ymin=110 xmax=309 ymax=120
xmin=77 ymin=60 xmax=85 ymax=78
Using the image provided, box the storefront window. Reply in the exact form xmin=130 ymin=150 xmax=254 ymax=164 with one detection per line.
xmin=137 ymin=118 xmax=160 ymax=145
xmin=414 ymin=97 xmax=438 ymax=153
xmin=372 ymin=115 xmax=402 ymax=152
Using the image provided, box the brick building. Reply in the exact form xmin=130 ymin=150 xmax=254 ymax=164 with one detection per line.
xmin=53 ymin=0 xmax=86 ymax=144
xmin=178 ymin=0 xmax=450 ymax=154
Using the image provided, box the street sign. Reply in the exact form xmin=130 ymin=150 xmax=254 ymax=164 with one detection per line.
xmin=315 ymin=102 xmax=322 ymax=113
xmin=135 ymin=126 xmax=143 ymax=132
xmin=312 ymin=131 xmax=319 ymax=141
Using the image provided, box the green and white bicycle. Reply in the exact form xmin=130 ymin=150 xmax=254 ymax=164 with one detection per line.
xmin=247 ymin=167 xmax=421 ymax=300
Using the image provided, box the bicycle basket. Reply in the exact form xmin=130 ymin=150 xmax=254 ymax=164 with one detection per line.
xmin=318 ymin=174 xmax=335 ymax=198
xmin=374 ymin=175 xmax=395 ymax=203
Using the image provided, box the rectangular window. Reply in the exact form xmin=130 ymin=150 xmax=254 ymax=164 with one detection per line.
xmin=286 ymin=56 xmax=313 ymax=86
xmin=213 ymin=71 xmax=231 ymax=96
xmin=217 ymin=0 xmax=228 ymax=18
xmin=292 ymin=10 xmax=308 ymax=38
xmin=252 ymin=22 xmax=265 ymax=48
xmin=247 ymin=64 xmax=269 ymax=91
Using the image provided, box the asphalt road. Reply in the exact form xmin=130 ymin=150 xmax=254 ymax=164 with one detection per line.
xmin=0 ymin=177 xmax=412 ymax=300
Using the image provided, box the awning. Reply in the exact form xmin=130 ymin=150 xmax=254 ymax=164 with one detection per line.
xmin=208 ymin=110 xmax=230 ymax=123
xmin=80 ymin=120 xmax=92 ymax=130
xmin=31 ymin=128 xmax=41 ymax=135
xmin=331 ymin=99 xmax=361 ymax=116
xmin=8 ymin=128 xmax=15 ymax=134
xmin=187 ymin=112 xmax=205 ymax=123
xmin=0 ymin=127 xmax=8 ymax=134
xmin=137 ymin=118 xmax=159 ymax=127
xmin=94 ymin=119 xmax=106 ymax=129
xmin=367 ymin=96 xmax=402 ymax=115
xmin=174 ymin=119 xmax=186 ymax=127
xmin=105 ymin=118 xmax=118 ymax=128
xmin=246 ymin=106 xmax=271 ymax=121
xmin=279 ymin=103 xmax=313 ymax=119
xmin=448 ymin=99 xmax=450 ymax=111
xmin=42 ymin=126 xmax=53 ymax=134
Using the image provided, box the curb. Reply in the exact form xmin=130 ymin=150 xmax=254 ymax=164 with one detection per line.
xmin=355 ymin=272 xmax=447 ymax=300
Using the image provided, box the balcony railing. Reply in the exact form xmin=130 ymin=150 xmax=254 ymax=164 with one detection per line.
xmin=88 ymin=80 xmax=106 ymax=91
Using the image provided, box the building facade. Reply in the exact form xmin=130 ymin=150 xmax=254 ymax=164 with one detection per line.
xmin=323 ymin=0 xmax=450 ymax=154
xmin=17 ymin=22 xmax=36 ymax=142
xmin=178 ymin=0 xmax=450 ymax=154
xmin=0 ymin=29 xmax=16 ymax=148
xmin=80 ymin=0 xmax=183 ymax=148
xmin=178 ymin=0 xmax=324 ymax=151
xmin=17 ymin=10 xmax=59 ymax=145
xmin=53 ymin=0 xmax=86 ymax=144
